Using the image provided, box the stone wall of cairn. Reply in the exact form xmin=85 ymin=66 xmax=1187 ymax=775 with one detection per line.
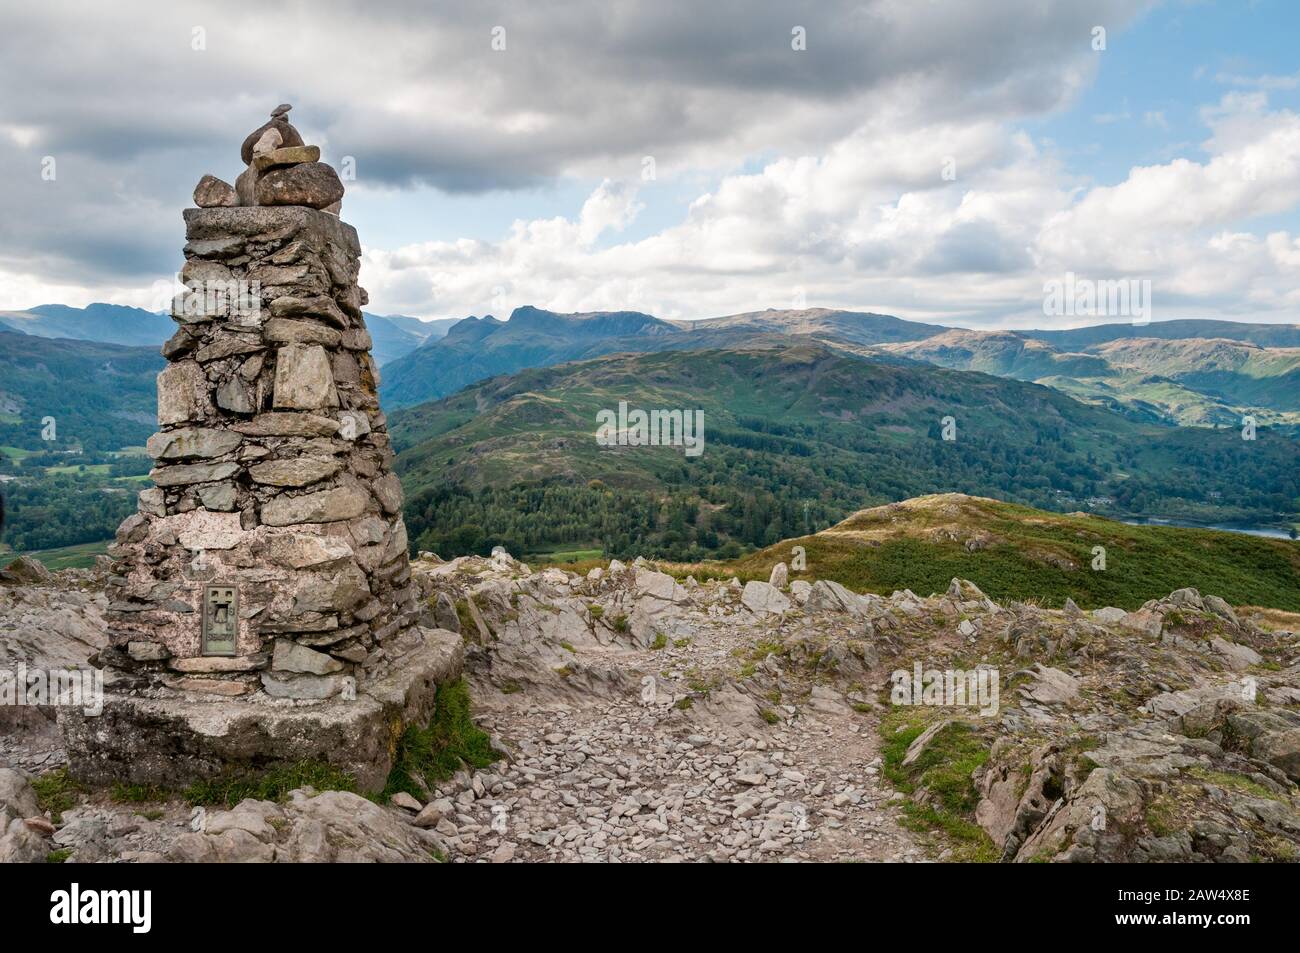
xmin=100 ymin=205 xmax=420 ymax=700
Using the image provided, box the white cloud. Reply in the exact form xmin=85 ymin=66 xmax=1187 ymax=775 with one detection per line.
xmin=361 ymin=92 xmax=1300 ymax=327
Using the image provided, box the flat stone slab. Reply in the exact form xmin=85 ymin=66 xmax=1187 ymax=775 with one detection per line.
xmin=61 ymin=628 xmax=462 ymax=793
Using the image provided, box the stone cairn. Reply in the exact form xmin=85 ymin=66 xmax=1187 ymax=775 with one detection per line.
xmin=97 ymin=105 xmax=420 ymax=701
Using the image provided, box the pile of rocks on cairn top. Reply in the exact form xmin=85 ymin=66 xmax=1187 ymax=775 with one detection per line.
xmin=193 ymin=104 xmax=345 ymax=214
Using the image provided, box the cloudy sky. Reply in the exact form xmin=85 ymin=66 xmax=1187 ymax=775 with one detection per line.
xmin=3 ymin=0 xmax=1299 ymax=328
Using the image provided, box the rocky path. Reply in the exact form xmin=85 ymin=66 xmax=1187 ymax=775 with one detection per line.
xmin=450 ymin=686 xmax=923 ymax=863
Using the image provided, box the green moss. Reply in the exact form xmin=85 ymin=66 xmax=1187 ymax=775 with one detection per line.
xmin=45 ymin=849 xmax=72 ymax=864
xmin=759 ymin=708 xmax=781 ymax=725
xmin=184 ymin=759 xmax=358 ymax=808
xmin=650 ymin=632 xmax=668 ymax=650
xmin=383 ymin=678 xmax=498 ymax=802
xmin=674 ymin=697 xmax=693 ymax=711
xmin=31 ymin=769 xmax=82 ymax=823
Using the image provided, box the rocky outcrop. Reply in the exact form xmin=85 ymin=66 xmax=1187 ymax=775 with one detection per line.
xmin=5 ymin=548 xmax=1296 ymax=863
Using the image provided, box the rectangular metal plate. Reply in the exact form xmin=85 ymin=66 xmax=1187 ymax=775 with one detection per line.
xmin=201 ymin=584 xmax=238 ymax=656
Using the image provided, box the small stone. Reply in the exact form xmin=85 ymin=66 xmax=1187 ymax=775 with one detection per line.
xmin=265 ymin=318 xmax=342 ymax=348
xmin=253 ymin=144 xmax=322 ymax=172
xmin=193 ymin=174 xmax=237 ymax=208
xmin=216 ymin=377 xmax=255 ymax=414
xmin=251 ymin=127 xmax=283 ymax=157
xmin=273 ymin=640 xmax=345 ymax=675
xmin=261 ymin=485 xmax=370 ymax=526
xmin=170 ymin=655 xmax=266 ymax=674
xmin=150 ymin=461 xmax=241 ymax=487
xmin=240 ymin=115 xmax=304 ymax=165
xmin=198 ymin=482 xmax=239 ymax=511
xmin=273 ymin=344 xmax=338 ymax=410
xmin=260 ymin=671 xmax=342 ymax=700
xmin=768 ymin=562 xmax=788 ymax=588
xmin=248 ymin=457 xmax=343 ymax=487
xmin=390 ymin=792 xmax=422 ymax=812
xmin=127 ymin=641 xmax=171 ymax=662
xmin=147 ymin=427 xmax=243 ymax=461
xmin=372 ymin=473 xmax=403 ymax=514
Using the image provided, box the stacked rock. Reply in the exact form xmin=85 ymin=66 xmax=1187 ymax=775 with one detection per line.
xmin=98 ymin=108 xmax=419 ymax=700
xmin=192 ymin=104 xmax=344 ymax=214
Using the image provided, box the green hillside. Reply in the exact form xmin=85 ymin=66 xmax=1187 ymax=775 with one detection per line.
xmin=714 ymin=494 xmax=1300 ymax=612
xmin=390 ymin=345 xmax=1300 ymax=561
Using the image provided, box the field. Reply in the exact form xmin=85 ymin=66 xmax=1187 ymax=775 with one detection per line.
xmin=2 ymin=539 xmax=110 ymax=570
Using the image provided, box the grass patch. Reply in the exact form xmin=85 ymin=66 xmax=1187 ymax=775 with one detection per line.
xmin=31 ymin=769 xmax=82 ymax=822
xmin=880 ymin=709 xmax=997 ymax=862
xmin=382 ymin=679 xmax=497 ymax=802
xmin=650 ymin=632 xmax=668 ymax=650
xmin=45 ymin=849 xmax=72 ymax=864
xmin=111 ymin=782 xmax=173 ymax=804
xmin=454 ymin=599 xmax=478 ymax=637
xmin=1188 ymin=766 xmax=1280 ymax=801
xmin=759 ymin=708 xmax=781 ymax=725
xmin=183 ymin=759 xmax=358 ymax=808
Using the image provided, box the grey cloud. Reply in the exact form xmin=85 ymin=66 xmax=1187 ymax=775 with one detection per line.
xmin=0 ymin=0 xmax=1146 ymax=295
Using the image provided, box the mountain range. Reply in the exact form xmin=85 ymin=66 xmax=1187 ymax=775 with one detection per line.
xmin=0 ymin=302 xmax=455 ymax=367
xmin=377 ymin=305 xmax=1300 ymax=428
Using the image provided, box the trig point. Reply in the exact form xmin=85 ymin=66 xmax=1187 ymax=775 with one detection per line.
xmin=61 ymin=107 xmax=460 ymax=792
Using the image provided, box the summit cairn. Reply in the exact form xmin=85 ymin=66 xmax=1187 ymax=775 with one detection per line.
xmin=61 ymin=107 xmax=460 ymax=793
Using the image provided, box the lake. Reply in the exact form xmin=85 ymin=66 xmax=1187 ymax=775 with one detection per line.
xmin=1121 ymin=517 xmax=1296 ymax=540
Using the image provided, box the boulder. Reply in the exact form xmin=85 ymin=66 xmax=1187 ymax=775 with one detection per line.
xmin=0 ymin=555 xmax=54 ymax=586
xmin=256 ymin=162 xmax=345 ymax=210
xmin=741 ymin=581 xmax=791 ymax=616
